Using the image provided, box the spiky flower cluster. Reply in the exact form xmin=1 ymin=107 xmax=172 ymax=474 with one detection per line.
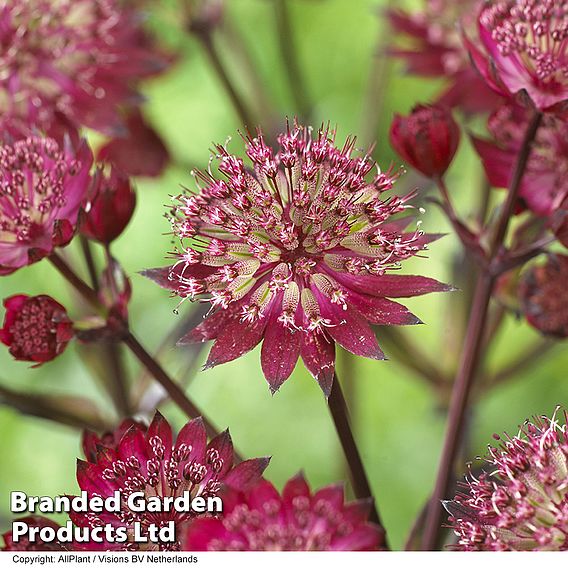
xmin=72 ymin=412 xmax=269 ymax=551
xmin=448 ymin=409 xmax=568 ymax=550
xmin=146 ymin=121 xmax=449 ymax=395
xmin=388 ymin=0 xmax=500 ymax=112
xmin=0 ymin=136 xmax=92 ymax=275
xmin=0 ymin=0 xmax=166 ymax=136
xmin=473 ymin=104 xmax=568 ymax=216
xmin=468 ymin=0 xmax=568 ymax=110
xmin=184 ymin=475 xmax=383 ymax=551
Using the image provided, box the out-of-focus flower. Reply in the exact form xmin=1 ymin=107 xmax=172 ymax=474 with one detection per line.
xmin=0 ymin=136 xmax=93 ymax=275
xmin=81 ymin=167 xmax=136 ymax=244
xmin=473 ymin=104 xmax=568 ymax=217
xmin=184 ymin=474 xmax=383 ymax=551
xmin=0 ymin=295 xmax=74 ymax=365
xmin=447 ymin=408 xmax=568 ymax=550
xmin=388 ymin=0 xmax=502 ymax=113
xmin=465 ymin=0 xmax=568 ymax=112
xmin=72 ymin=412 xmax=270 ymax=551
xmin=1 ymin=516 xmax=67 ymax=551
xmin=518 ymin=254 xmax=568 ymax=338
xmin=97 ymin=109 xmax=170 ymax=178
xmin=0 ymin=0 xmax=168 ymax=136
xmin=144 ymin=120 xmax=451 ymax=396
xmin=389 ymin=105 xmax=460 ymax=179
xmin=82 ymin=418 xmax=146 ymax=463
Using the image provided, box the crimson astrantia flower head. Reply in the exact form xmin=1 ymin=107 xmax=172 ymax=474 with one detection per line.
xmin=447 ymin=408 xmax=568 ymax=550
xmin=465 ymin=0 xmax=568 ymax=112
xmin=183 ymin=474 xmax=383 ymax=551
xmin=80 ymin=166 xmax=136 ymax=244
xmin=0 ymin=295 xmax=74 ymax=365
xmin=389 ymin=105 xmax=460 ymax=179
xmin=144 ymin=120 xmax=450 ymax=396
xmin=0 ymin=136 xmax=93 ymax=275
xmin=72 ymin=412 xmax=270 ymax=551
xmin=473 ymin=103 xmax=568 ymax=217
xmin=388 ymin=0 xmax=503 ymax=113
xmin=518 ymin=254 xmax=568 ymax=338
xmin=97 ymin=109 xmax=170 ymax=178
xmin=1 ymin=516 xmax=67 ymax=551
xmin=0 ymin=0 xmax=168 ymax=136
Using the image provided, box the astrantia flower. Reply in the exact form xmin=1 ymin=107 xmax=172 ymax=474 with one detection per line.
xmin=518 ymin=254 xmax=568 ymax=338
xmin=390 ymin=105 xmax=460 ymax=179
xmin=72 ymin=412 xmax=269 ymax=551
xmin=0 ymin=136 xmax=93 ymax=275
xmin=447 ymin=409 xmax=568 ymax=551
xmin=0 ymin=295 xmax=74 ymax=365
xmin=0 ymin=0 xmax=167 ymax=136
xmin=473 ymin=103 xmax=568 ymax=218
xmin=388 ymin=0 xmax=502 ymax=113
xmin=144 ymin=121 xmax=450 ymax=395
xmin=465 ymin=0 xmax=568 ymax=111
xmin=184 ymin=474 xmax=384 ymax=551
xmin=1 ymin=516 xmax=67 ymax=551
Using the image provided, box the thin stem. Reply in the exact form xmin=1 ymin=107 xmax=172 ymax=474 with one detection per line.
xmin=49 ymin=252 xmax=224 ymax=446
xmin=328 ymin=374 xmax=388 ymax=549
xmin=420 ymin=110 xmax=542 ymax=550
xmin=274 ymin=0 xmax=311 ymax=120
xmin=123 ymin=333 xmax=220 ymax=444
xmin=80 ymin=236 xmax=99 ymax=292
xmin=195 ymin=31 xmax=255 ymax=127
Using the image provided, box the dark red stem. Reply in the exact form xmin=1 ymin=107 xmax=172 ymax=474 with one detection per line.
xmin=328 ymin=374 xmax=388 ymax=549
xmin=420 ymin=110 xmax=542 ymax=550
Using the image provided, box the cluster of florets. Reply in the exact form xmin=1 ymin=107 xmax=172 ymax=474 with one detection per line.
xmin=0 ymin=0 xmax=166 ymax=136
xmin=0 ymin=136 xmax=92 ymax=275
xmin=72 ymin=413 xmax=269 ymax=551
xmin=184 ymin=475 xmax=384 ymax=551
xmin=146 ymin=121 xmax=448 ymax=394
xmin=448 ymin=410 xmax=568 ymax=550
xmin=468 ymin=0 xmax=568 ymax=110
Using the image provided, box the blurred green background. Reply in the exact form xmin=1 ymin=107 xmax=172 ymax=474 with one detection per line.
xmin=0 ymin=0 xmax=566 ymax=550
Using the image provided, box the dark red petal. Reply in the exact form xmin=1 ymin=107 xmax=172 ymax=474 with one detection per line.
xmin=319 ymin=302 xmax=385 ymax=361
xmin=260 ymin=310 xmax=300 ymax=393
xmin=147 ymin=411 xmax=173 ymax=461
xmin=224 ymin=457 xmax=271 ymax=491
xmin=204 ymin=317 xmax=267 ymax=369
xmin=247 ymin=479 xmax=281 ymax=512
xmin=207 ymin=430 xmax=234 ymax=476
xmin=331 ymin=271 xmax=453 ymax=298
xmin=177 ymin=309 xmax=233 ymax=344
xmin=282 ymin=472 xmax=311 ymax=506
xmin=346 ymin=290 xmax=422 ymax=325
xmin=176 ymin=417 xmax=207 ymax=462
xmin=300 ymin=331 xmax=335 ymax=397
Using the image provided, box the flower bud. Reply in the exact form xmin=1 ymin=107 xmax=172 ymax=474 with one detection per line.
xmin=81 ymin=168 xmax=136 ymax=244
xmin=389 ymin=104 xmax=460 ymax=178
xmin=0 ymin=295 xmax=74 ymax=365
xmin=519 ymin=254 xmax=568 ymax=338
